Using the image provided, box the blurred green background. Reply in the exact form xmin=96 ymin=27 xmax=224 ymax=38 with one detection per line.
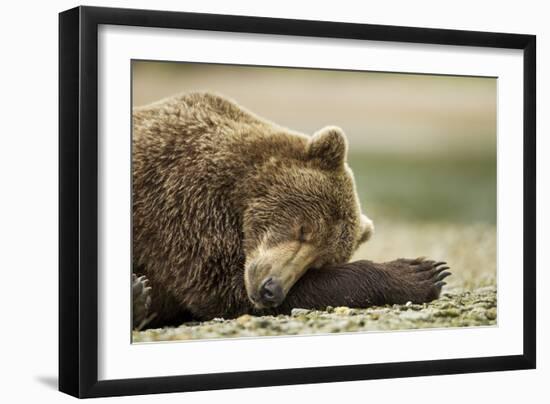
xmin=133 ymin=61 xmax=496 ymax=226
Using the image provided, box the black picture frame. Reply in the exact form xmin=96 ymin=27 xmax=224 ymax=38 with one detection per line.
xmin=59 ymin=5 xmax=536 ymax=398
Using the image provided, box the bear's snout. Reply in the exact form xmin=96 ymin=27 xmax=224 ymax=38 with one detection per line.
xmin=258 ymin=277 xmax=284 ymax=307
xmin=244 ymin=241 xmax=316 ymax=308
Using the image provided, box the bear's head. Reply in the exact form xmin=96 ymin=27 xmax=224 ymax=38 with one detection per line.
xmin=242 ymin=126 xmax=374 ymax=309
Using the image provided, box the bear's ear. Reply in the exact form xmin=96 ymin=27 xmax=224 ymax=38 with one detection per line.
xmin=307 ymin=126 xmax=348 ymax=170
xmin=358 ymin=213 xmax=374 ymax=244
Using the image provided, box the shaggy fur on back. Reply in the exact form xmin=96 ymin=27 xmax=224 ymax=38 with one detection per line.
xmin=133 ymin=93 xmax=265 ymax=322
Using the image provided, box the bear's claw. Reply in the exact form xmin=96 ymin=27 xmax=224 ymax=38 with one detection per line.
xmin=389 ymin=257 xmax=452 ymax=302
xmin=435 ymin=280 xmax=447 ymax=288
xmin=436 ymin=271 xmax=452 ymax=282
xmin=132 ymin=273 xmax=156 ymax=330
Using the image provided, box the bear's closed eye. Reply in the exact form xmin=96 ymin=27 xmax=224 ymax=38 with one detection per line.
xmin=298 ymin=225 xmax=313 ymax=242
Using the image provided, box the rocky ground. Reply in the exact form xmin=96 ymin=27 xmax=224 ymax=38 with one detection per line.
xmin=133 ymin=286 xmax=496 ymax=342
xmin=133 ymin=221 xmax=497 ymax=343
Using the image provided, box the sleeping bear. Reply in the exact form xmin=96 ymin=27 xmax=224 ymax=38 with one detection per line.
xmin=132 ymin=92 xmax=450 ymax=328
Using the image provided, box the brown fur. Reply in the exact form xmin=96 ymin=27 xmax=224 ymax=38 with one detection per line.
xmin=132 ymin=92 xmax=448 ymax=326
xmin=276 ymin=258 xmax=450 ymax=313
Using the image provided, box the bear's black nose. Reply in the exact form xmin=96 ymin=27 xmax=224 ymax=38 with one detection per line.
xmin=259 ymin=277 xmax=284 ymax=306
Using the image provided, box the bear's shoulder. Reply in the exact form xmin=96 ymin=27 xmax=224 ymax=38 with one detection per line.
xmin=132 ymin=92 xmax=317 ymax=164
xmin=133 ymin=91 xmax=265 ymax=129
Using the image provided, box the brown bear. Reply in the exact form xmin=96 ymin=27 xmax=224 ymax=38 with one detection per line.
xmin=132 ymin=92 xmax=450 ymax=328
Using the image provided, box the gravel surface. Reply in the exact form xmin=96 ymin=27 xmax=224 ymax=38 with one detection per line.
xmin=133 ymin=286 xmax=496 ymax=342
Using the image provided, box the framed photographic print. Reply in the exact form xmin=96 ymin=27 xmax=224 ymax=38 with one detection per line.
xmin=59 ymin=6 xmax=536 ymax=398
